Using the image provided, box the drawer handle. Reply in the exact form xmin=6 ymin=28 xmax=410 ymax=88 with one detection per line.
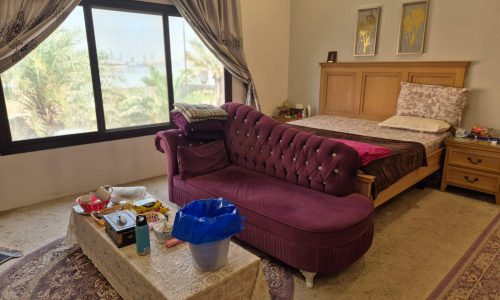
xmin=464 ymin=175 xmax=479 ymax=183
xmin=467 ymin=157 xmax=482 ymax=164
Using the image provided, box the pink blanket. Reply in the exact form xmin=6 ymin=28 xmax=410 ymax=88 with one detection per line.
xmin=336 ymin=139 xmax=392 ymax=166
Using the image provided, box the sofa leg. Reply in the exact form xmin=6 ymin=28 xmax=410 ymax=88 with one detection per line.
xmin=300 ymin=270 xmax=317 ymax=288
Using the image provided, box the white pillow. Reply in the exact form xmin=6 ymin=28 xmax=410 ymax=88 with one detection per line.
xmin=378 ymin=116 xmax=451 ymax=133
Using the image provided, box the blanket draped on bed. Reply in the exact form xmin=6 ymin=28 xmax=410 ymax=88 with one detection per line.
xmin=290 ymin=124 xmax=427 ymax=198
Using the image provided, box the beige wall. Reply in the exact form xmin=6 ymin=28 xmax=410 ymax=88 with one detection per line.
xmin=288 ymin=0 xmax=500 ymax=129
xmin=241 ymin=0 xmax=291 ymax=116
xmin=0 ymin=0 xmax=291 ymax=211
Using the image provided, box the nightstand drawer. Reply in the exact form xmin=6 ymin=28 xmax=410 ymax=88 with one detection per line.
xmin=448 ymin=148 xmax=500 ymax=173
xmin=447 ymin=167 xmax=499 ymax=193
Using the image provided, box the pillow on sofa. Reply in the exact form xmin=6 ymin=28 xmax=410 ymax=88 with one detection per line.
xmin=378 ymin=115 xmax=451 ymax=133
xmin=177 ymin=140 xmax=229 ymax=179
xmin=396 ymin=82 xmax=468 ymax=128
xmin=171 ymin=111 xmax=225 ymax=140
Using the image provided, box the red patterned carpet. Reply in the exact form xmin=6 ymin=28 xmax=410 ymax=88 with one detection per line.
xmin=0 ymin=238 xmax=293 ymax=300
xmin=428 ymin=212 xmax=500 ymax=299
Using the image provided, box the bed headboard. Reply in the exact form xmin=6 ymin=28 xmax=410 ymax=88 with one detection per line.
xmin=319 ymin=61 xmax=470 ymax=121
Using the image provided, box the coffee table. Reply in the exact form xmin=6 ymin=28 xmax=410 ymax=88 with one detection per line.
xmin=65 ymin=203 xmax=270 ymax=300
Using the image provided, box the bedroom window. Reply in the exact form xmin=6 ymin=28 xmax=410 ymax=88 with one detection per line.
xmin=0 ymin=0 xmax=231 ymax=155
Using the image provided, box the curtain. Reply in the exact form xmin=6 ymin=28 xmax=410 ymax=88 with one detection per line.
xmin=0 ymin=0 xmax=80 ymax=74
xmin=172 ymin=0 xmax=260 ymax=110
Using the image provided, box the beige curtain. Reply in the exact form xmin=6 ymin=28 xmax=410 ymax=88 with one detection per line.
xmin=172 ymin=0 xmax=260 ymax=110
xmin=0 ymin=0 xmax=80 ymax=73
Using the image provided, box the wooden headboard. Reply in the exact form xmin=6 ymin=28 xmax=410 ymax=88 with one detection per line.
xmin=319 ymin=61 xmax=470 ymax=121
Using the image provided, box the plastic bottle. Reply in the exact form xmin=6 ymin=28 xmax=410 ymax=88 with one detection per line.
xmin=135 ymin=215 xmax=150 ymax=255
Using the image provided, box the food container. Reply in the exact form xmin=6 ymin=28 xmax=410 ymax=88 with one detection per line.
xmin=143 ymin=211 xmax=166 ymax=230
xmin=76 ymin=194 xmax=110 ymax=214
xmin=90 ymin=205 xmax=124 ymax=226
xmin=104 ymin=210 xmax=137 ymax=248
xmin=152 ymin=221 xmax=173 ymax=243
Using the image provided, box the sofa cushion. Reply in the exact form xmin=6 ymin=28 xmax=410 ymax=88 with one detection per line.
xmin=171 ymin=111 xmax=225 ymax=140
xmin=177 ymin=140 xmax=229 ymax=179
xmin=173 ymin=165 xmax=373 ymax=248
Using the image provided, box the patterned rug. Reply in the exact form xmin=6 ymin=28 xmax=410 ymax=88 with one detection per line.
xmin=0 ymin=238 xmax=293 ymax=300
xmin=428 ymin=212 xmax=500 ymax=299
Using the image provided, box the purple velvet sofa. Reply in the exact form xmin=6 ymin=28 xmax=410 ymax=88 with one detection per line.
xmin=155 ymin=103 xmax=374 ymax=287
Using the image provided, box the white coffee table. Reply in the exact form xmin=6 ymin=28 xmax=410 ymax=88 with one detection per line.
xmin=66 ymin=206 xmax=269 ymax=300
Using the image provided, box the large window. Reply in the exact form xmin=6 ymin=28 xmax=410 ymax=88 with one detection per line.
xmin=0 ymin=0 xmax=230 ymax=154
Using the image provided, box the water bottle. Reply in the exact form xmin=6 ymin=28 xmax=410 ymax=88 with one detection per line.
xmin=135 ymin=215 xmax=150 ymax=255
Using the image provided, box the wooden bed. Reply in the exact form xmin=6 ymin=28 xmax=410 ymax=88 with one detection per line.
xmin=318 ymin=61 xmax=470 ymax=207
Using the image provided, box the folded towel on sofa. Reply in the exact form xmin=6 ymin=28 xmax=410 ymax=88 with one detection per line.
xmin=173 ymin=103 xmax=228 ymax=123
xmin=171 ymin=111 xmax=225 ymax=140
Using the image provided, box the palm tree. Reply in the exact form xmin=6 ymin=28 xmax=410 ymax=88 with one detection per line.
xmin=4 ymin=27 xmax=95 ymax=138
xmin=183 ymin=39 xmax=224 ymax=104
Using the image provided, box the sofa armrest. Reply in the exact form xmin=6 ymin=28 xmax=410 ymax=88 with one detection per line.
xmin=155 ymin=129 xmax=183 ymax=177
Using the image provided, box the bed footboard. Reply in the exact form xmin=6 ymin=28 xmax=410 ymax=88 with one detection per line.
xmin=355 ymin=149 xmax=444 ymax=207
xmin=355 ymin=174 xmax=375 ymax=199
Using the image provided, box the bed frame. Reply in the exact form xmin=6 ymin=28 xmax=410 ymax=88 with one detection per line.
xmin=318 ymin=61 xmax=470 ymax=207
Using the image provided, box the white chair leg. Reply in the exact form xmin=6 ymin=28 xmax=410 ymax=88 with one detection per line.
xmin=300 ymin=270 xmax=317 ymax=288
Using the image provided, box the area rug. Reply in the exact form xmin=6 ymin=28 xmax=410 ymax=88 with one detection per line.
xmin=428 ymin=212 xmax=500 ymax=299
xmin=0 ymin=238 xmax=293 ymax=300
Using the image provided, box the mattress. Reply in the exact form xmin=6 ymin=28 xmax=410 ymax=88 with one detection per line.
xmin=289 ymin=115 xmax=451 ymax=156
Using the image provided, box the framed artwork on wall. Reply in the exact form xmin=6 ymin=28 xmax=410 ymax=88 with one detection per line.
xmin=397 ymin=1 xmax=429 ymax=54
xmin=354 ymin=7 xmax=381 ymax=56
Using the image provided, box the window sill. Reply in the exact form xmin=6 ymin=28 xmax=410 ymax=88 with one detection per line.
xmin=0 ymin=123 xmax=172 ymax=155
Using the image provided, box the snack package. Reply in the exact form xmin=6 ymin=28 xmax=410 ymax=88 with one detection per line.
xmin=125 ymin=196 xmax=169 ymax=215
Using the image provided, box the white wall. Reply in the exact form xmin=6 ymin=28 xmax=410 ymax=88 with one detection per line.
xmin=0 ymin=0 xmax=291 ymax=211
xmin=288 ymin=0 xmax=500 ymax=129
xmin=0 ymin=136 xmax=166 ymax=211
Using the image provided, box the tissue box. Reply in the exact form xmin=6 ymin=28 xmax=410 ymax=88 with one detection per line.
xmin=104 ymin=210 xmax=136 ymax=248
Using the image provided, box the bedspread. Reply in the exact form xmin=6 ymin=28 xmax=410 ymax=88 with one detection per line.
xmin=290 ymin=124 xmax=428 ymax=198
xmin=290 ymin=115 xmax=450 ymax=155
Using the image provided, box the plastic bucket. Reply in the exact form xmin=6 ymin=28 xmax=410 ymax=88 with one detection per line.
xmin=188 ymin=238 xmax=230 ymax=271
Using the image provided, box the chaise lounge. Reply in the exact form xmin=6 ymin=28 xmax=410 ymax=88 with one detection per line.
xmin=155 ymin=103 xmax=374 ymax=287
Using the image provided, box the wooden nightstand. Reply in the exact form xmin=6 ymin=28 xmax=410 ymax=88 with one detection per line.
xmin=441 ymin=137 xmax=500 ymax=204
xmin=272 ymin=116 xmax=302 ymax=123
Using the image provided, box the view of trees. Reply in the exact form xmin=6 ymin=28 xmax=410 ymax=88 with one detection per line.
xmin=2 ymin=27 xmax=96 ymax=140
xmin=1 ymin=10 xmax=224 ymax=141
xmin=173 ymin=39 xmax=225 ymax=105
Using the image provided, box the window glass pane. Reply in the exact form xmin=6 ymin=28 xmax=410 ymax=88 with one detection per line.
xmin=169 ymin=17 xmax=225 ymax=106
xmin=1 ymin=7 xmax=96 ymax=141
xmin=92 ymin=8 xmax=169 ymax=129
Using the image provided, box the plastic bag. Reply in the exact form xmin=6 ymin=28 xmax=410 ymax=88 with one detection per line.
xmin=172 ymin=198 xmax=244 ymax=245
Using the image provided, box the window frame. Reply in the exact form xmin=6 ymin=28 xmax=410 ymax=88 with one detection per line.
xmin=0 ymin=0 xmax=232 ymax=155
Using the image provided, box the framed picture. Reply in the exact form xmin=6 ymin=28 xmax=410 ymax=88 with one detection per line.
xmin=354 ymin=7 xmax=381 ymax=56
xmin=397 ymin=1 xmax=429 ymax=54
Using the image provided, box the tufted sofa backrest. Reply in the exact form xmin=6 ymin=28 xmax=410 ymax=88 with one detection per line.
xmin=222 ymin=103 xmax=361 ymax=197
